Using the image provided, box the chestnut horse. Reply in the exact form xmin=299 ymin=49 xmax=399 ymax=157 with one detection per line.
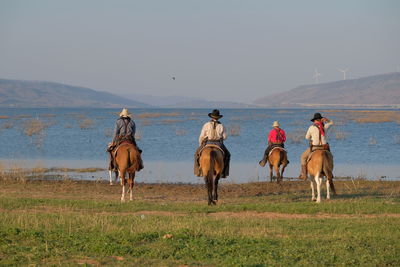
xmin=307 ymin=149 xmax=336 ymax=203
xmin=114 ymin=142 xmax=141 ymax=202
xmin=199 ymin=146 xmax=224 ymax=205
xmin=267 ymin=147 xmax=289 ymax=183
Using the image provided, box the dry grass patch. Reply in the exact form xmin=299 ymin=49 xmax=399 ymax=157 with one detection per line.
xmin=78 ymin=118 xmax=94 ymax=129
xmin=228 ymin=125 xmax=241 ymax=136
xmin=323 ymin=110 xmax=400 ymax=124
xmin=22 ymin=118 xmax=48 ymax=137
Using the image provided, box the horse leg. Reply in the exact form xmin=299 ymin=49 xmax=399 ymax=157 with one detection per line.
xmin=310 ymin=180 xmax=316 ymax=201
xmin=109 ymin=170 xmax=113 ymax=185
xmin=213 ymin=176 xmax=220 ymax=203
xmin=129 ymin=172 xmax=135 ymax=201
xmin=204 ymin=176 xmax=213 ymax=205
xmin=120 ymin=170 xmax=126 ymax=202
xmin=326 ymin=179 xmax=331 ymax=200
xmin=280 ymin=164 xmax=287 ymax=182
xmin=114 ymin=170 xmax=119 ymax=184
xmin=269 ymin=164 xmax=273 ymax=182
xmin=274 ymin=165 xmax=281 ymax=184
xmin=315 ymin=172 xmax=322 ymax=203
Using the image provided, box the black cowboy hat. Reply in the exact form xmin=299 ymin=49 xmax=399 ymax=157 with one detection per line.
xmin=311 ymin=112 xmax=324 ymax=122
xmin=208 ymin=109 xmax=223 ymax=119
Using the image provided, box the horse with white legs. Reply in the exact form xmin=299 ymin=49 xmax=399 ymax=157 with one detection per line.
xmin=199 ymin=146 xmax=224 ymax=206
xmin=114 ymin=142 xmax=142 ymax=202
xmin=307 ymin=149 xmax=336 ymax=203
xmin=108 ymin=169 xmax=119 ymax=185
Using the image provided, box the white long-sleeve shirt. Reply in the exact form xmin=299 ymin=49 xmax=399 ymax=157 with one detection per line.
xmin=199 ymin=121 xmax=227 ymax=145
xmin=305 ymin=121 xmax=333 ymax=145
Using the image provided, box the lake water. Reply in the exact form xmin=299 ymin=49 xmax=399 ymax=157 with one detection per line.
xmin=0 ymin=108 xmax=399 ymax=183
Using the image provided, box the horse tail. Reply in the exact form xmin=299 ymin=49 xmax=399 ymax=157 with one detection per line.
xmin=323 ymin=151 xmax=336 ymax=195
xmin=206 ymin=150 xmax=216 ymax=184
xmin=127 ymin=147 xmax=138 ymax=173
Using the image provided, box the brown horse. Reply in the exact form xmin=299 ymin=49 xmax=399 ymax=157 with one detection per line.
xmin=267 ymin=147 xmax=289 ymax=183
xmin=199 ymin=146 xmax=224 ymax=205
xmin=307 ymin=149 xmax=336 ymax=203
xmin=114 ymin=142 xmax=141 ymax=202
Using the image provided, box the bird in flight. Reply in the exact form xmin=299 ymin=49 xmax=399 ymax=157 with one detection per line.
xmin=172 ymin=77 xmax=176 ymax=80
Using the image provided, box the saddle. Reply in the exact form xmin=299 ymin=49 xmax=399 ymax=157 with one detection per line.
xmin=269 ymin=147 xmax=286 ymax=157
xmin=113 ymin=140 xmax=137 ymax=157
xmin=306 ymin=147 xmax=330 ymax=163
xmin=200 ymin=144 xmax=225 ymax=156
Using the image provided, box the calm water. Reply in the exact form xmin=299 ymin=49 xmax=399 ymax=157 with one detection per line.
xmin=0 ymin=108 xmax=399 ymax=182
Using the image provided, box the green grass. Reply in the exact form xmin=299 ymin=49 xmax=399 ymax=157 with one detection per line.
xmin=0 ymin=180 xmax=399 ymax=266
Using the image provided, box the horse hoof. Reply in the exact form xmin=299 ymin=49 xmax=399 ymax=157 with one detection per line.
xmin=109 ymin=182 xmax=113 ymax=186
xmin=312 ymin=198 xmax=316 ymax=202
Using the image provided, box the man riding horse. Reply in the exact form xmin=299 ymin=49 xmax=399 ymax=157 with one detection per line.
xmin=108 ymin=108 xmax=143 ymax=171
xmin=194 ymin=109 xmax=230 ymax=178
xmin=298 ymin=112 xmax=333 ymax=180
xmin=259 ymin=120 xmax=287 ymax=167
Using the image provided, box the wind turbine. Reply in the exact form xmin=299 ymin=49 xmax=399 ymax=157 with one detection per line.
xmin=338 ymin=68 xmax=349 ymax=80
xmin=313 ymin=68 xmax=322 ymax=84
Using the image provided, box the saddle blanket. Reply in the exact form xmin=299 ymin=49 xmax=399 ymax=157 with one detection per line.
xmin=200 ymin=144 xmax=225 ymax=156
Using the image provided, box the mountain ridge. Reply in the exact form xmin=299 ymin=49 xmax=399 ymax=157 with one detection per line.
xmin=0 ymin=79 xmax=151 ymax=108
xmin=254 ymin=72 xmax=400 ymax=108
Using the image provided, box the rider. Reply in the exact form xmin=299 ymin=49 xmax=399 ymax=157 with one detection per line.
xmin=259 ymin=121 xmax=286 ymax=167
xmin=194 ymin=109 xmax=231 ymax=178
xmin=107 ymin=108 xmax=143 ymax=171
xmin=298 ymin=112 xmax=333 ymax=180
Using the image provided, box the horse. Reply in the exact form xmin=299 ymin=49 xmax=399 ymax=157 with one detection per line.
xmin=267 ymin=147 xmax=289 ymax=183
xmin=307 ymin=149 xmax=336 ymax=203
xmin=199 ymin=146 xmax=224 ymax=205
xmin=114 ymin=142 xmax=141 ymax=202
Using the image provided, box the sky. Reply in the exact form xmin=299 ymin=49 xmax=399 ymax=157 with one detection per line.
xmin=0 ymin=0 xmax=399 ymax=103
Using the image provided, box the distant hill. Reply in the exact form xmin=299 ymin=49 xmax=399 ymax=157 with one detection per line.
xmin=254 ymin=73 xmax=400 ymax=108
xmin=123 ymin=93 xmax=257 ymax=108
xmin=0 ymin=79 xmax=151 ymax=108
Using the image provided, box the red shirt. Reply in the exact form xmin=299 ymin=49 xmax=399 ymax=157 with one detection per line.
xmin=268 ymin=128 xmax=286 ymax=143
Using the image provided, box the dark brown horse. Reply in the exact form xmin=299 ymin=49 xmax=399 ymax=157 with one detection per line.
xmin=114 ymin=142 xmax=141 ymax=202
xmin=267 ymin=147 xmax=289 ymax=183
xmin=307 ymin=149 xmax=336 ymax=203
xmin=199 ymin=146 xmax=224 ymax=205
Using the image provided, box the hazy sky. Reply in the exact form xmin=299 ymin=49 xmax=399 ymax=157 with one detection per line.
xmin=1 ymin=0 xmax=399 ymax=103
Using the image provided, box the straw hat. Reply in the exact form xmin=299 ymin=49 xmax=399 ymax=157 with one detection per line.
xmin=272 ymin=121 xmax=280 ymax=127
xmin=119 ymin=108 xmax=131 ymax=118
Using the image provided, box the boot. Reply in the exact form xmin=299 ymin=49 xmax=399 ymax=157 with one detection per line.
xmin=298 ymin=165 xmax=308 ymax=180
xmin=259 ymin=156 xmax=268 ymax=167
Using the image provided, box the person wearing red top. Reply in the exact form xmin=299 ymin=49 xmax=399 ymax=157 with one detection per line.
xmin=259 ymin=121 xmax=287 ymax=167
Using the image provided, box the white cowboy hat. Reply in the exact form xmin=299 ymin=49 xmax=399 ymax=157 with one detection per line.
xmin=272 ymin=121 xmax=280 ymax=127
xmin=119 ymin=108 xmax=131 ymax=118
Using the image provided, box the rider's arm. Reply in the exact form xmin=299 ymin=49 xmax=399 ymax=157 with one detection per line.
xmin=221 ymin=124 xmax=227 ymax=140
xmin=324 ymin=119 xmax=334 ymax=130
xmin=112 ymin=120 xmax=121 ymax=143
xmin=305 ymin=126 xmax=312 ymax=140
xmin=267 ymin=129 xmax=273 ymax=143
xmin=198 ymin=123 xmax=208 ymax=146
xmin=281 ymin=129 xmax=287 ymax=142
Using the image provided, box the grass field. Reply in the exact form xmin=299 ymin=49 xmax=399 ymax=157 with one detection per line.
xmin=0 ymin=179 xmax=399 ymax=266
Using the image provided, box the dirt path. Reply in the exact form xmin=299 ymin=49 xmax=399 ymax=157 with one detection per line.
xmin=2 ymin=207 xmax=399 ymax=219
